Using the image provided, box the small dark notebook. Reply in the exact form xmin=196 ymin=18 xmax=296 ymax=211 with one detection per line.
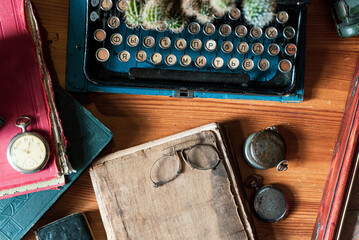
xmin=35 ymin=213 xmax=94 ymax=240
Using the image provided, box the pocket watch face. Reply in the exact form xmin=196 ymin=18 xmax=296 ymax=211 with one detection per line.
xmin=8 ymin=134 xmax=49 ymax=173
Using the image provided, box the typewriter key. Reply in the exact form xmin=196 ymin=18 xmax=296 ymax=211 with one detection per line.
xmin=150 ymin=53 xmax=162 ymax=64
xmin=159 ymin=37 xmax=171 ymax=49
xmin=222 ymin=41 xmax=233 ymax=53
xmin=203 ymin=23 xmax=215 ymax=36
xmin=110 ymin=33 xmax=122 ymax=45
xmin=250 ymin=27 xmax=262 ymax=39
xmin=212 ymin=57 xmax=224 ymax=69
xmin=205 ymin=40 xmax=217 ymax=52
xmin=190 ymin=39 xmax=202 ymax=51
xmin=165 ymin=54 xmax=177 ymax=66
xmin=175 ymin=38 xmax=187 ymax=50
xmin=117 ymin=0 xmax=127 ymax=11
xmin=213 ymin=11 xmax=224 ymax=19
xmin=283 ymin=26 xmax=296 ymax=39
xmin=91 ymin=0 xmax=99 ymax=7
xmin=127 ymin=35 xmax=139 ymax=47
xmin=285 ymin=44 xmax=297 ymax=56
xmin=229 ymin=8 xmax=241 ymax=20
xmin=188 ymin=22 xmax=200 ymax=35
xmin=235 ymin=25 xmax=247 ymax=38
xmin=143 ymin=36 xmax=155 ymax=48
xmin=278 ymin=60 xmax=292 ymax=73
xmin=242 ymin=59 xmax=254 ymax=71
xmin=219 ymin=24 xmax=231 ymax=37
xmin=94 ymin=29 xmax=106 ymax=42
xmin=228 ymin=58 xmax=240 ymax=70
xmin=180 ymin=55 xmax=192 ymax=67
xmin=276 ymin=11 xmax=289 ymax=24
xmin=100 ymin=0 xmax=112 ymax=11
xmin=237 ymin=42 xmax=249 ymax=54
xmin=108 ymin=16 xmax=120 ymax=29
xmin=90 ymin=11 xmax=100 ymax=22
xmin=252 ymin=43 xmax=264 ymax=55
xmin=96 ymin=48 xmax=109 ymax=62
xmin=135 ymin=51 xmax=147 ymax=62
xmin=258 ymin=59 xmax=270 ymax=71
xmin=195 ymin=56 xmax=207 ymax=68
xmin=265 ymin=27 xmax=278 ymax=39
xmin=243 ymin=127 xmax=288 ymax=171
xmin=156 ymin=22 xmax=167 ymax=32
xmin=119 ymin=50 xmax=130 ymax=62
xmin=268 ymin=43 xmax=280 ymax=56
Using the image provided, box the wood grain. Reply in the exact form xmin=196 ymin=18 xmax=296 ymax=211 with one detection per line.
xmin=22 ymin=0 xmax=359 ymax=239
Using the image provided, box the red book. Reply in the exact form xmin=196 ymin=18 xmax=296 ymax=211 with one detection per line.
xmin=312 ymin=57 xmax=359 ymax=240
xmin=0 ymin=0 xmax=68 ymax=199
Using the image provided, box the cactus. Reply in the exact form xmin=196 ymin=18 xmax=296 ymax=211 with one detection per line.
xmin=182 ymin=0 xmax=201 ymax=17
xmin=242 ymin=0 xmax=277 ymax=28
xmin=166 ymin=0 xmax=185 ymax=33
xmin=142 ymin=0 xmax=167 ymax=29
xmin=125 ymin=0 xmax=144 ymax=28
xmin=196 ymin=0 xmax=213 ymax=24
xmin=209 ymin=0 xmax=235 ymax=15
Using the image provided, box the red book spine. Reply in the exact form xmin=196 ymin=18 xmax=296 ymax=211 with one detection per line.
xmin=312 ymin=57 xmax=359 ymax=240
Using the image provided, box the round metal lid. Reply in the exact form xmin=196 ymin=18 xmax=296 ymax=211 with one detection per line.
xmin=250 ymin=129 xmax=286 ymax=169
xmin=254 ymin=185 xmax=289 ymax=222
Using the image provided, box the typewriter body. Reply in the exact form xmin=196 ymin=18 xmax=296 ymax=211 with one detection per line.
xmin=66 ymin=0 xmax=311 ymax=102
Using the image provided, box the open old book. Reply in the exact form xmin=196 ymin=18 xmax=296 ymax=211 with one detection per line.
xmin=90 ymin=123 xmax=256 ymax=240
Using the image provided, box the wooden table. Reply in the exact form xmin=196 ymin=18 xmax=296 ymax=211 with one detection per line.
xmin=23 ymin=0 xmax=359 ymax=239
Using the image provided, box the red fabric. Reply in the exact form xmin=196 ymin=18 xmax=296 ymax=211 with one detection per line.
xmin=0 ymin=0 xmax=61 ymax=191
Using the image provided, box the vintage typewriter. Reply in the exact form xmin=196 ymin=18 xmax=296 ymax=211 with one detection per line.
xmin=66 ymin=0 xmax=311 ymax=101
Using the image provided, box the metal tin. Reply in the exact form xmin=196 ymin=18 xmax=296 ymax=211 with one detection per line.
xmin=254 ymin=185 xmax=289 ymax=222
xmin=243 ymin=127 xmax=288 ymax=171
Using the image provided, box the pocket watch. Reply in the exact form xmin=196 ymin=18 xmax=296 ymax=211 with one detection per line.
xmin=7 ymin=116 xmax=50 ymax=174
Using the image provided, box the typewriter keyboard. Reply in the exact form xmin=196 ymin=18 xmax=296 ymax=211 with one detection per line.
xmin=84 ymin=0 xmax=303 ymax=94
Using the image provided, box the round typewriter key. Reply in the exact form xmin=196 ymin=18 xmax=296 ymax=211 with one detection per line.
xmin=283 ymin=26 xmax=296 ymax=39
xmin=91 ymin=0 xmax=99 ymax=7
xmin=250 ymin=27 xmax=263 ymax=39
xmin=180 ymin=54 xmax=192 ymax=67
xmin=150 ymin=53 xmax=162 ymax=64
xmin=190 ymin=39 xmax=202 ymax=51
xmin=111 ymin=33 xmax=123 ymax=45
xmin=159 ymin=37 xmax=171 ymax=49
xmin=100 ymin=0 xmax=112 ymax=11
xmin=127 ymin=35 xmax=139 ymax=47
xmin=135 ymin=51 xmax=147 ymax=62
xmin=229 ymin=8 xmax=241 ymax=20
xmin=195 ymin=56 xmax=207 ymax=68
xmin=278 ymin=59 xmax=292 ymax=73
xmin=203 ymin=23 xmax=215 ymax=36
xmin=143 ymin=36 xmax=155 ymax=48
xmin=258 ymin=59 xmax=270 ymax=71
xmin=205 ymin=40 xmax=217 ymax=52
xmin=235 ymin=25 xmax=247 ymax=38
xmin=141 ymin=24 xmax=150 ymax=31
xmin=219 ymin=24 xmax=231 ymax=37
xmin=90 ymin=11 xmax=100 ymax=22
xmin=285 ymin=43 xmax=297 ymax=56
xmin=242 ymin=59 xmax=254 ymax=71
xmin=94 ymin=29 xmax=106 ymax=42
xmin=213 ymin=11 xmax=224 ymax=19
xmin=212 ymin=57 xmax=224 ymax=69
xmin=222 ymin=41 xmax=233 ymax=53
xmin=237 ymin=42 xmax=249 ymax=54
xmin=96 ymin=48 xmax=109 ymax=62
xmin=165 ymin=54 xmax=177 ymax=66
xmin=254 ymin=185 xmax=289 ymax=222
xmin=276 ymin=11 xmax=289 ymax=24
xmin=188 ymin=22 xmax=200 ymax=35
xmin=156 ymin=22 xmax=167 ymax=32
xmin=119 ymin=50 xmax=130 ymax=62
xmin=265 ymin=27 xmax=278 ymax=39
xmin=175 ymin=38 xmax=187 ymax=50
xmin=252 ymin=43 xmax=264 ymax=55
xmin=268 ymin=43 xmax=280 ymax=56
xmin=117 ymin=0 xmax=128 ymax=11
xmin=108 ymin=16 xmax=120 ymax=29
xmin=228 ymin=58 xmax=240 ymax=70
